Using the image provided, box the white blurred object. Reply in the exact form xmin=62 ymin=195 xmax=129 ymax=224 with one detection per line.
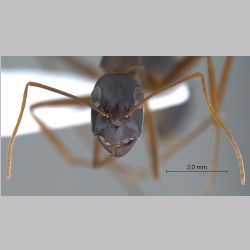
xmin=1 ymin=70 xmax=190 ymax=137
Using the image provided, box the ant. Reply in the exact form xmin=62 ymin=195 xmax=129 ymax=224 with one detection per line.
xmin=5 ymin=56 xmax=245 ymax=194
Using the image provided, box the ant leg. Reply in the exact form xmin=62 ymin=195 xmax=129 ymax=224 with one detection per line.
xmin=144 ymin=102 xmax=159 ymax=179
xmin=31 ymin=95 xmax=91 ymax=107
xmin=132 ymin=68 xmax=245 ymax=186
xmin=60 ymin=56 xmax=102 ymax=79
xmin=30 ymin=98 xmax=91 ymax=167
xmin=207 ymin=57 xmax=219 ymax=109
xmin=202 ymin=125 xmax=221 ymax=194
xmin=6 ymin=81 xmax=97 ymax=179
xmin=160 ymin=59 xmax=226 ymax=193
xmin=202 ymin=57 xmax=221 ymax=193
xmin=203 ymin=57 xmax=233 ymax=193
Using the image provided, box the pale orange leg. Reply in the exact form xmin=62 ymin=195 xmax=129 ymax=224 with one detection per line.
xmin=159 ymin=57 xmax=235 ymax=188
xmin=156 ymin=58 xmax=245 ymax=186
xmin=207 ymin=57 xmax=219 ymax=109
xmin=202 ymin=57 xmax=221 ymax=193
xmin=117 ymin=57 xmax=244 ymax=189
xmin=202 ymin=126 xmax=221 ymax=194
xmin=105 ymin=57 xmax=236 ymax=192
xmin=144 ymin=102 xmax=159 ymax=179
xmin=130 ymin=70 xmax=245 ymax=186
xmin=203 ymin=57 xmax=234 ymax=193
xmin=5 ymin=81 xmax=98 ymax=179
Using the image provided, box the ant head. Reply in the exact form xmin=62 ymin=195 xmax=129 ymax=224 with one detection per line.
xmin=91 ymin=73 xmax=144 ymax=157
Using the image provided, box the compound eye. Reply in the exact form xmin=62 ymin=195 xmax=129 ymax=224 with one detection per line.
xmin=133 ymin=87 xmax=144 ymax=106
xmin=91 ymin=86 xmax=102 ymax=108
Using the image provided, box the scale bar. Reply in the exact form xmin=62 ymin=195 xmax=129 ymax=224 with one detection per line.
xmin=166 ymin=170 xmax=228 ymax=173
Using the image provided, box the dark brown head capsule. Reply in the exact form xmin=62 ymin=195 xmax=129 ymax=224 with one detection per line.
xmin=91 ymin=73 xmax=144 ymax=157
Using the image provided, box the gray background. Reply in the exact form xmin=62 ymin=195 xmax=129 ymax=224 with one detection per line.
xmin=1 ymin=56 xmax=249 ymax=195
